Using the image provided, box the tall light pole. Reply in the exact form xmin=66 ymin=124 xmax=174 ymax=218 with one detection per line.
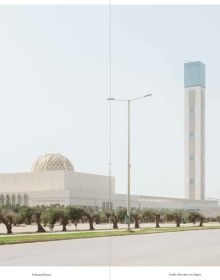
xmin=107 ymin=94 xmax=152 ymax=231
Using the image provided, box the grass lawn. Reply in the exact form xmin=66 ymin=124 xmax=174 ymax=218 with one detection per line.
xmin=1 ymin=225 xmax=220 ymax=245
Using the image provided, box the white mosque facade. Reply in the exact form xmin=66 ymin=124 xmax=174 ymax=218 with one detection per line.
xmin=0 ymin=153 xmax=220 ymax=217
xmin=0 ymin=153 xmax=114 ymax=209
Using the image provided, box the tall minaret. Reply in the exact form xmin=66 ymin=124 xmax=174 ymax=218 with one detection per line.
xmin=184 ymin=61 xmax=205 ymax=200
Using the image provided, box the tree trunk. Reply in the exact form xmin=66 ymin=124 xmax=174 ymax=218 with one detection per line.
xmin=74 ymin=222 xmax=77 ymax=231
xmin=112 ymin=215 xmax=118 ymax=229
xmin=2 ymin=219 xmax=13 ymax=235
xmin=37 ymin=222 xmax=46 ymax=233
xmin=155 ymin=214 xmax=160 ymax=228
xmin=134 ymin=217 xmax=139 ymax=229
xmin=199 ymin=217 xmax=204 ymax=227
xmin=34 ymin=214 xmax=46 ymax=233
xmin=113 ymin=222 xmax=118 ymax=229
xmin=176 ymin=217 xmax=181 ymax=227
xmin=62 ymin=223 xmax=67 ymax=231
xmin=89 ymin=218 xmax=94 ymax=230
xmin=36 ymin=217 xmax=46 ymax=232
xmin=6 ymin=223 xmax=12 ymax=234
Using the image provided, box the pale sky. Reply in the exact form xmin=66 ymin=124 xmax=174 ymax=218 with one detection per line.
xmin=0 ymin=5 xmax=220 ymax=199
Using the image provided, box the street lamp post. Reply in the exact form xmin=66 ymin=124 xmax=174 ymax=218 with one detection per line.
xmin=107 ymin=94 xmax=152 ymax=231
xmin=127 ymin=100 xmax=131 ymax=231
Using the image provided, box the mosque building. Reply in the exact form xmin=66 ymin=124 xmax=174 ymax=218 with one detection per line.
xmin=0 ymin=152 xmax=219 ymax=217
xmin=0 ymin=62 xmax=220 ymax=216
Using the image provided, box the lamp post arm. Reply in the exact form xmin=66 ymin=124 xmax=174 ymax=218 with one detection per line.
xmin=130 ymin=94 xmax=152 ymax=102
xmin=107 ymin=94 xmax=152 ymax=102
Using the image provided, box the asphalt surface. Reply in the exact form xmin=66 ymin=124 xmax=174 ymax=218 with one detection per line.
xmin=0 ymin=229 xmax=220 ymax=266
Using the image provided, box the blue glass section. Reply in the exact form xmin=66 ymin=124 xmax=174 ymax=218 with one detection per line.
xmin=184 ymin=61 xmax=205 ymax=88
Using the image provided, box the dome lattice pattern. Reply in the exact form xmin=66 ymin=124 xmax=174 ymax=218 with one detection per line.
xmin=32 ymin=153 xmax=74 ymax=172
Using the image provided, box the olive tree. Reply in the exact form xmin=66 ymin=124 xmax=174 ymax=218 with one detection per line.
xmin=188 ymin=212 xmax=204 ymax=226
xmin=0 ymin=208 xmax=15 ymax=234
xmin=164 ymin=210 xmax=182 ymax=227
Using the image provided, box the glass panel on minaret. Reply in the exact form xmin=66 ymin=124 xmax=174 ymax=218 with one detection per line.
xmin=184 ymin=61 xmax=205 ymax=88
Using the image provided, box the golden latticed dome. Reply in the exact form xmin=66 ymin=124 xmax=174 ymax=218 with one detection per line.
xmin=32 ymin=153 xmax=74 ymax=172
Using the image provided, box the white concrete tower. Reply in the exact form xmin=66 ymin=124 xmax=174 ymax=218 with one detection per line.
xmin=185 ymin=61 xmax=205 ymax=200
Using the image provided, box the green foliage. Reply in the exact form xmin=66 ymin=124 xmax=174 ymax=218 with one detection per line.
xmin=187 ymin=211 xmax=204 ymax=226
xmin=19 ymin=206 xmax=34 ymax=225
xmin=0 ymin=208 xmax=15 ymax=234
xmin=0 ymin=204 xmax=217 ymax=235
xmin=164 ymin=210 xmax=183 ymax=227
xmin=130 ymin=208 xmax=142 ymax=220
xmin=82 ymin=207 xmax=101 ymax=230
xmin=47 ymin=207 xmax=62 ymax=229
xmin=100 ymin=211 xmax=111 ymax=223
xmin=68 ymin=207 xmax=85 ymax=224
xmin=116 ymin=208 xmax=127 ymax=223
xmin=142 ymin=209 xmax=156 ymax=222
xmin=59 ymin=208 xmax=70 ymax=231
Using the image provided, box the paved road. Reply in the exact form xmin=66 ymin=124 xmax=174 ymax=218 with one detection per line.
xmin=1 ymin=229 xmax=220 ymax=266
